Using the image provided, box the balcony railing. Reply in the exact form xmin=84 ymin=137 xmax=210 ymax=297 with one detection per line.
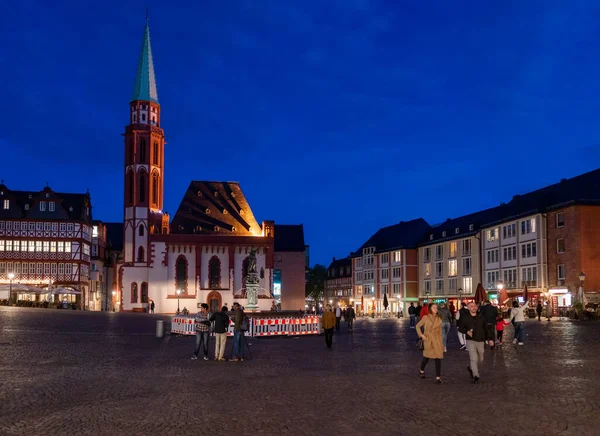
xmin=434 ymin=288 xmax=444 ymax=296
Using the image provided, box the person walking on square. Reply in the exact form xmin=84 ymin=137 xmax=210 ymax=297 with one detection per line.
xmin=449 ymin=302 xmax=456 ymax=324
xmin=416 ymin=303 xmax=444 ymax=384
xmin=408 ymin=302 xmax=416 ymax=329
xmin=230 ymin=303 xmax=245 ymax=362
xmin=496 ymin=315 xmax=510 ymax=345
xmin=334 ymin=306 xmax=342 ymax=332
xmin=346 ymin=305 xmax=356 ymax=331
xmin=322 ymin=304 xmax=336 ymax=350
xmin=415 ymin=302 xmax=422 ymax=323
xmin=536 ymin=302 xmax=543 ymax=321
xmin=510 ymin=300 xmax=529 ymax=346
xmin=481 ymin=300 xmax=498 ymax=350
xmin=210 ymin=305 xmax=229 ymax=361
xmin=192 ymin=303 xmax=211 ymax=361
xmin=150 ymin=300 xmax=155 ymax=314
xmin=456 ymin=302 xmax=468 ymax=350
xmin=458 ymin=302 xmax=494 ymax=383
xmin=438 ymin=302 xmax=452 ymax=352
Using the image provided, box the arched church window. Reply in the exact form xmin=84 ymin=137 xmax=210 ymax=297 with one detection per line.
xmin=153 ymin=142 xmax=159 ymax=165
xmin=152 ymin=174 xmax=158 ymax=205
xmin=209 ymin=256 xmax=221 ymax=289
xmin=175 ymin=256 xmax=188 ymax=293
xmin=139 ymin=172 xmax=146 ymax=203
xmin=131 ymin=282 xmax=138 ymax=303
xmin=137 ymin=246 xmax=145 ymax=262
xmin=141 ymin=282 xmax=148 ymax=303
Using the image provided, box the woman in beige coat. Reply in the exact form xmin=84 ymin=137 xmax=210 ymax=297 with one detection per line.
xmin=416 ymin=303 xmax=444 ymax=384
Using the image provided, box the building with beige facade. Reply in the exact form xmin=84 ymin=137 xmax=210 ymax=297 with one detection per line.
xmin=352 ymin=218 xmax=431 ymax=315
xmin=418 ymin=207 xmax=501 ymax=305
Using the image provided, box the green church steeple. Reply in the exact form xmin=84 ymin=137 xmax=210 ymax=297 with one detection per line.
xmin=131 ymin=20 xmax=159 ymax=103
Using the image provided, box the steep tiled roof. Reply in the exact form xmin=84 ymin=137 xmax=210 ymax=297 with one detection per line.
xmin=353 ymin=218 xmax=431 ymax=255
xmin=170 ymin=181 xmax=262 ymax=236
xmin=131 ymin=22 xmax=158 ymax=103
xmin=423 ymin=167 xmax=600 ymax=245
xmin=274 ymin=224 xmax=305 ymax=252
xmin=0 ymin=184 xmax=91 ymax=223
xmin=104 ymin=222 xmax=124 ymax=251
xmin=328 ymin=256 xmax=351 ymax=270
xmin=421 ymin=206 xmax=505 ymax=246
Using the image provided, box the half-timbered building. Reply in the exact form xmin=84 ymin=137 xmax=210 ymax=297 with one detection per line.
xmin=117 ymin=21 xmax=275 ymax=313
xmin=0 ymin=183 xmax=93 ymax=307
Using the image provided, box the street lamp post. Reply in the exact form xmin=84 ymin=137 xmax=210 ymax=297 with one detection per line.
xmin=112 ymin=290 xmax=116 ymax=312
xmin=8 ymin=272 xmax=15 ymax=305
xmin=176 ymin=289 xmax=182 ymax=314
xmin=457 ymin=287 xmax=463 ymax=307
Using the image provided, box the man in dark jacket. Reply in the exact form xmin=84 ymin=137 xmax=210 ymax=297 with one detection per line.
xmin=408 ymin=303 xmax=416 ymax=329
xmin=230 ymin=302 xmax=245 ymax=362
xmin=415 ymin=303 xmax=422 ymax=323
xmin=458 ymin=302 xmax=494 ymax=383
xmin=209 ymin=306 xmax=230 ymax=361
xmin=481 ymin=301 xmax=498 ymax=349
xmin=345 ymin=305 xmax=356 ymax=331
xmin=456 ymin=302 xmax=469 ymax=350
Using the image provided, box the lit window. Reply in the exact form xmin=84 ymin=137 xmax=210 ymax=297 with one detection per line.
xmin=40 ymin=201 xmax=46 ymax=211
xmin=49 ymin=202 xmax=55 ymax=212
xmin=556 ymin=213 xmax=564 ymax=228
xmin=92 ymin=226 xmax=98 ymax=238
xmin=448 ymin=259 xmax=457 ymax=276
xmin=3 ymin=199 xmax=9 ymax=209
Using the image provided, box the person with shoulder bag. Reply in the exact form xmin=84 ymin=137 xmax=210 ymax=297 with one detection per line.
xmin=416 ymin=303 xmax=444 ymax=384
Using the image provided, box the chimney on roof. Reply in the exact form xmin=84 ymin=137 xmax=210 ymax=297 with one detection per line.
xmin=332 ymin=257 xmax=336 ymax=262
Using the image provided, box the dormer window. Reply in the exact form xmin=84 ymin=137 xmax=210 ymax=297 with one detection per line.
xmin=40 ymin=201 xmax=46 ymax=211
xmin=214 ymin=191 xmax=218 ymax=197
xmin=429 ymin=234 xmax=433 ymax=241
xmin=223 ymin=209 xmax=228 ymax=214
xmin=46 ymin=193 xmax=50 ymax=198
xmin=442 ymin=231 xmax=446 ymax=237
xmin=197 ymin=191 xmax=202 ymax=197
xmin=231 ymin=226 xmax=236 ymax=232
xmin=24 ymin=204 xmax=29 ymax=211
xmin=69 ymin=206 xmax=73 ymax=212
xmin=205 ymin=208 xmax=210 ymax=214
xmin=469 ymin=224 xmax=474 ymax=231
xmin=240 ymin=209 xmax=244 ymax=215
xmin=455 ymin=228 xmax=459 ymax=234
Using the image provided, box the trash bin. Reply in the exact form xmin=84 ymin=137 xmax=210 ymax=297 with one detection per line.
xmin=156 ymin=320 xmax=164 ymax=338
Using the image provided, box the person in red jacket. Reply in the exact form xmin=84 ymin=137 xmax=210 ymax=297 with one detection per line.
xmin=495 ymin=315 xmax=511 ymax=345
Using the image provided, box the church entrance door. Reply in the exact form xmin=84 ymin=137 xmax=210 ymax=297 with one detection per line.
xmin=207 ymin=291 xmax=222 ymax=314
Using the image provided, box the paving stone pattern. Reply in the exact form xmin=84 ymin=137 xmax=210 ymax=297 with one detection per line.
xmin=0 ymin=308 xmax=598 ymax=436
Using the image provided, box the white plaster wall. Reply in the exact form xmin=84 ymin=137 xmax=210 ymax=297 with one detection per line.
xmin=121 ymin=265 xmax=149 ymax=311
xmin=167 ymin=245 xmax=197 ymax=294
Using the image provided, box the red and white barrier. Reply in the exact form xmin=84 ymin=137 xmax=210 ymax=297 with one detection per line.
xmin=170 ymin=315 xmax=321 ymax=337
xmin=287 ymin=316 xmax=320 ymax=335
xmin=170 ymin=316 xmax=196 ymax=335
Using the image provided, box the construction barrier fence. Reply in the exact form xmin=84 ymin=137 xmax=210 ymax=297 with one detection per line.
xmin=169 ymin=315 xmax=321 ymax=337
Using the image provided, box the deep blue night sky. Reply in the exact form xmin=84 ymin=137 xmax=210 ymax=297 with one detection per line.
xmin=2 ymin=1 xmax=600 ymax=266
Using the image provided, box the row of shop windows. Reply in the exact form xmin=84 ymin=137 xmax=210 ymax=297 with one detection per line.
xmin=0 ymin=262 xmax=74 ymax=275
xmin=0 ymin=221 xmax=78 ymax=232
xmin=0 ymin=240 xmax=74 ymax=253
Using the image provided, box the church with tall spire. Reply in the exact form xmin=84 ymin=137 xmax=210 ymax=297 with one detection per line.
xmin=116 ymin=19 xmax=287 ymax=314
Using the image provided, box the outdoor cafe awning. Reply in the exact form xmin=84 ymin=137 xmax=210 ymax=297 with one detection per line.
xmin=0 ymin=284 xmax=40 ymax=293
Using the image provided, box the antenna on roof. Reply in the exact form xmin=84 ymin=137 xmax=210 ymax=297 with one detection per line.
xmin=46 ymin=181 xmax=49 ymax=187
xmin=146 ymin=7 xmax=149 ymax=21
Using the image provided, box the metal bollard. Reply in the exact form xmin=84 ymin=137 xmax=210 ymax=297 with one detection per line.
xmin=156 ymin=320 xmax=164 ymax=338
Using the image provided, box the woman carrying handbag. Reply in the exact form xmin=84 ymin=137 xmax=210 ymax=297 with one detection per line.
xmin=416 ymin=303 xmax=444 ymax=384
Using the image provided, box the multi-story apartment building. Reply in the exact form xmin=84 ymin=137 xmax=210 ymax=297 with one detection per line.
xmin=480 ymin=212 xmax=548 ymax=302
xmin=418 ymin=207 xmax=501 ymax=305
xmin=325 ymin=257 xmax=352 ymax=307
xmin=0 ymin=183 xmax=93 ymax=308
xmin=352 ymin=218 xmax=431 ymax=315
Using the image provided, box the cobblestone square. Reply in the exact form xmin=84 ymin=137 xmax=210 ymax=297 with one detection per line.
xmin=0 ymin=308 xmax=598 ymax=436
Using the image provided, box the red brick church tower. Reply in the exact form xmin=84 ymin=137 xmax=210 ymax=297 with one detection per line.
xmin=123 ymin=18 xmax=169 ymax=267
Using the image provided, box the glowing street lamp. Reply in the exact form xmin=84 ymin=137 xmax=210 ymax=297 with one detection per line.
xmin=578 ymin=272 xmax=586 ymax=303
xmin=8 ymin=272 xmax=15 ymax=304
xmin=496 ymin=280 xmax=504 ymax=291
xmin=176 ymin=289 xmax=182 ymax=313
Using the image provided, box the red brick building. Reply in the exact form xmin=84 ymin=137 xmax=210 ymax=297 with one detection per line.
xmin=547 ymin=204 xmax=600 ymax=305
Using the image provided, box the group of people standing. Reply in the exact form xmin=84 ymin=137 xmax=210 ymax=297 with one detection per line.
xmin=191 ymin=302 xmax=247 ymax=362
xmin=416 ymin=299 xmax=529 ymax=384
